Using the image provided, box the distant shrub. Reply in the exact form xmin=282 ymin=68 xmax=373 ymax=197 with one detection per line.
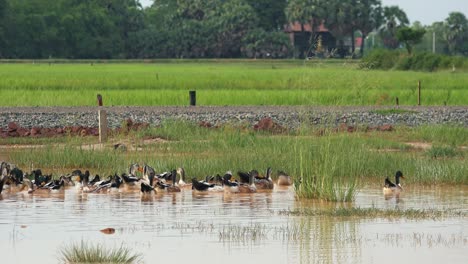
xmin=360 ymin=49 xmax=400 ymax=70
xmin=361 ymin=50 xmax=468 ymax=72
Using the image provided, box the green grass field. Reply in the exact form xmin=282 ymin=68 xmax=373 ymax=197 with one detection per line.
xmin=0 ymin=60 xmax=467 ymax=106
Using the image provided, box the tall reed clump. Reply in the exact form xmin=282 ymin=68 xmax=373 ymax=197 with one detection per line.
xmin=293 ymin=135 xmax=361 ymax=202
xmin=58 ymin=240 xmax=141 ymax=263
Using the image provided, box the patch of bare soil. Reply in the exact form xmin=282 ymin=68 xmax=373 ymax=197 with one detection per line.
xmin=406 ymin=142 xmax=432 ymax=150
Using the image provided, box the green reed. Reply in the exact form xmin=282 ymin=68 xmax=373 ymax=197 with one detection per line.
xmin=58 ymin=240 xmax=141 ymax=264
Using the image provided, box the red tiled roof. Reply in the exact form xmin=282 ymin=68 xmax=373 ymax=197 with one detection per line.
xmin=284 ymin=22 xmax=329 ymax=33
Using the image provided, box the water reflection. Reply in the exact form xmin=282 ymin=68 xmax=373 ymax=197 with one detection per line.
xmin=0 ymin=184 xmax=466 ymax=263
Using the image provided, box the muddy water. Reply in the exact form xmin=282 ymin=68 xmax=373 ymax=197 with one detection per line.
xmin=0 ymin=184 xmax=467 ymax=264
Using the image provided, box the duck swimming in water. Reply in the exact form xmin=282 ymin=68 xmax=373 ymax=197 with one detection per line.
xmin=255 ymin=167 xmax=274 ymax=190
xmin=277 ymin=170 xmax=292 ymax=186
xmin=176 ymin=167 xmax=193 ymax=188
xmin=383 ymin=171 xmax=405 ymax=195
xmin=238 ymin=172 xmax=256 ymax=193
xmin=166 ymin=170 xmax=181 ymax=192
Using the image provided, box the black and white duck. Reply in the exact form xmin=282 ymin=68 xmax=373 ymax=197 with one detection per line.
xmin=383 ymin=171 xmax=405 ymax=195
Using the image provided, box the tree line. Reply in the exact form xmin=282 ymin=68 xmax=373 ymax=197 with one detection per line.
xmin=0 ymin=0 xmax=466 ymax=59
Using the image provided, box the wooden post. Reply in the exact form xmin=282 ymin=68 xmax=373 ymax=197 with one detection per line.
xmin=97 ymin=94 xmax=103 ymax=106
xmin=417 ymin=81 xmax=421 ymax=106
xmin=395 ymin=97 xmax=399 ymax=107
xmin=98 ymin=110 xmax=108 ymax=143
xmin=189 ymin=91 xmax=196 ymax=106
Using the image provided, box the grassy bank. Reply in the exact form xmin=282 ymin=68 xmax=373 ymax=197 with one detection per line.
xmin=3 ymin=121 xmax=467 ymax=202
xmin=0 ymin=61 xmax=467 ymax=106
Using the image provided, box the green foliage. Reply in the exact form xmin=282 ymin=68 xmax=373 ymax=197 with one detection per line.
xmin=360 ymin=49 xmax=400 ymax=69
xmin=409 ymin=125 xmax=468 ymax=146
xmin=242 ymin=28 xmax=291 ymax=58
xmin=445 ymin=12 xmax=468 ymax=55
xmin=294 ymin=136 xmax=359 ymax=202
xmin=362 ymin=49 xmax=468 ymax=71
xmin=396 ymin=27 xmax=426 ymax=54
xmin=426 ymin=146 xmax=460 ymax=159
xmin=245 ymin=0 xmax=287 ymax=30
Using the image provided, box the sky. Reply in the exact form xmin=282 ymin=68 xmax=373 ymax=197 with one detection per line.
xmin=139 ymin=0 xmax=468 ymax=26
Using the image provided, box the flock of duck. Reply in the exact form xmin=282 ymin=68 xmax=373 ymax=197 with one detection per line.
xmin=0 ymin=161 xmax=294 ymax=196
xmin=0 ymin=161 xmax=405 ymax=197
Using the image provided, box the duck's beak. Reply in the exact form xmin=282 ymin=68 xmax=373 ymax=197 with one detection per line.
xmin=400 ymin=175 xmax=405 ymax=179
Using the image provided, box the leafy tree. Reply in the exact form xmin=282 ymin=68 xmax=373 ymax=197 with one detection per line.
xmin=354 ymin=0 xmax=383 ymax=56
xmin=242 ymin=28 xmax=291 ymax=58
xmin=245 ymin=0 xmax=287 ymax=30
xmin=323 ymin=0 xmax=354 ymax=56
xmin=379 ymin=5 xmax=409 ymax=49
xmin=213 ymin=0 xmax=257 ymax=57
xmin=0 ymin=0 xmax=7 ymax=57
xmin=444 ymin=12 xmax=468 ymax=55
xmin=396 ymin=26 xmax=426 ymax=54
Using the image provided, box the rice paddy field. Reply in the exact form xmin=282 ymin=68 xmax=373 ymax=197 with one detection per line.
xmin=0 ymin=60 xmax=467 ymax=106
xmin=1 ymin=60 xmax=467 ymax=264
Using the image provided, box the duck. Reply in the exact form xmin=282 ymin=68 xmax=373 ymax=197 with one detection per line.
xmin=21 ymin=178 xmax=34 ymax=193
xmin=156 ymin=171 xmax=172 ymax=183
xmin=93 ymin=174 xmax=122 ymax=193
xmin=140 ymin=181 xmax=156 ymax=194
xmin=0 ymin=168 xmax=24 ymax=193
xmin=121 ymin=172 xmax=140 ymax=186
xmin=238 ymin=172 xmax=257 ymax=193
xmin=176 ymin=167 xmax=190 ymax=187
xmin=140 ymin=164 xmax=156 ymax=184
xmin=89 ymin=174 xmax=101 ymax=186
xmin=277 ymin=170 xmax=292 ymax=186
xmin=71 ymin=170 xmax=90 ymax=189
xmin=383 ymin=171 xmax=405 ymax=194
xmin=166 ymin=170 xmax=181 ymax=192
xmin=1 ymin=161 xmax=11 ymax=177
xmin=0 ymin=176 xmax=5 ymax=194
xmin=191 ymin=178 xmax=220 ymax=193
xmin=222 ymin=171 xmax=240 ymax=193
xmin=128 ymin=163 xmax=141 ymax=177
xmin=48 ymin=176 xmax=66 ymax=192
xmin=237 ymin=170 xmax=258 ymax=184
xmin=31 ymin=169 xmax=52 ymax=188
xmin=255 ymin=167 xmax=274 ymax=190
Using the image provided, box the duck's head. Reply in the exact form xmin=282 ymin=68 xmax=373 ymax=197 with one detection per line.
xmin=129 ymin=163 xmax=140 ymax=175
xmin=396 ymin=171 xmax=404 ymax=179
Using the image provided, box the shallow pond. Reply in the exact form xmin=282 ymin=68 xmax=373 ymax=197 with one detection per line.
xmin=1 ymin=184 xmax=467 ymax=264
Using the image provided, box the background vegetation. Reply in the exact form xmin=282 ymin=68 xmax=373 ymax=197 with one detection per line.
xmin=0 ymin=0 xmax=466 ymax=59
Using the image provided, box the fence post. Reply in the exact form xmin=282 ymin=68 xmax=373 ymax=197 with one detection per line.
xmin=97 ymin=94 xmax=103 ymax=106
xmin=98 ymin=109 xmax=108 ymax=143
xmin=417 ymin=81 xmax=421 ymax=106
xmin=395 ymin=97 xmax=399 ymax=107
xmin=189 ymin=91 xmax=196 ymax=106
